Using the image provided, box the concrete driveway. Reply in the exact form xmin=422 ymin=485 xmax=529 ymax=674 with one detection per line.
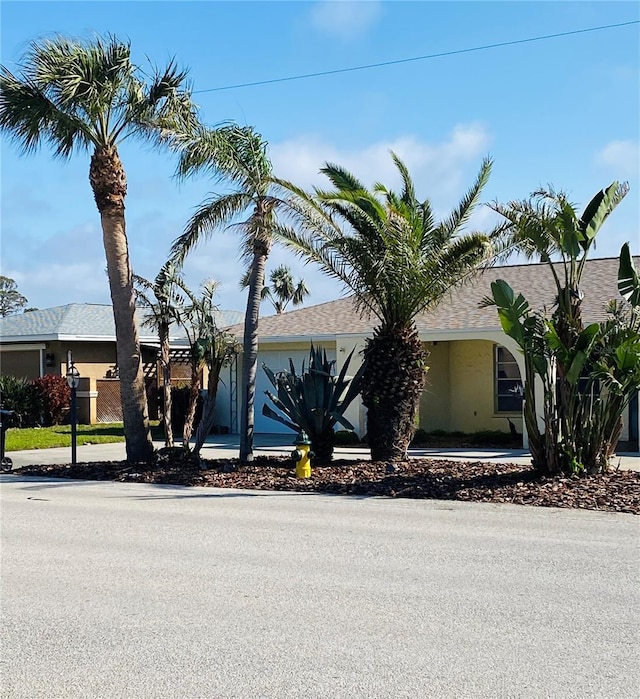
xmin=1 ymin=476 xmax=638 ymax=698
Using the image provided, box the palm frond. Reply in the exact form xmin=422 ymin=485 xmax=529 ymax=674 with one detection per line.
xmin=0 ymin=66 xmax=91 ymax=156
xmin=170 ymin=191 xmax=252 ymax=263
xmin=390 ymin=151 xmax=416 ymax=206
xmin=437 ymin=157 xmax=492 ymax=238
xmin=274 ymin=152 xmax=499 ymax=329
xmin=1 ymin=34 xmax=196 ymax=155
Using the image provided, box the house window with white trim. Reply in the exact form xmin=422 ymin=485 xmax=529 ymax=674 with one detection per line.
xmin=495 ymin=346 xmax=523 ymax=413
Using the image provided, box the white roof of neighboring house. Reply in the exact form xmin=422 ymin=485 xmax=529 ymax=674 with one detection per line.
xmin=0 ymin=303 xmax=244 ymax=344
xmin=226 ymin=256 xmax=639 ymax=341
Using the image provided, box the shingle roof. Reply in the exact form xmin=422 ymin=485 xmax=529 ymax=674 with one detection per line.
xmin=0 ymin=304 xmax=244 ymax=343
xmin=225 ymin=256 xmax=638 ymax=340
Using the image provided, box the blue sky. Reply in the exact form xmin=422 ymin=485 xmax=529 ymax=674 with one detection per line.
xmin=1 ymin=1 xmax=638 ymax=315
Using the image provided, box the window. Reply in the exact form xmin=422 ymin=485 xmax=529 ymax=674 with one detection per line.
xmin=495 ymin=346 xmax=523 ymax=413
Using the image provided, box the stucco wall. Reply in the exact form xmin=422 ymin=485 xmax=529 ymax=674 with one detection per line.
xmin=419 ymin=342 xmax=451 ymax=431
xmin=447 ymin=340 xmax=522 ymax=434
xmin=46 ymin=341 xmax=118 ymax=380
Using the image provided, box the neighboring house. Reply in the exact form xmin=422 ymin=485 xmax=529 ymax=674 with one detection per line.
xmin=221 ymin=256 xmax=639 ymax=452
xmin=0 ymin=304 xmax=243 ymax=424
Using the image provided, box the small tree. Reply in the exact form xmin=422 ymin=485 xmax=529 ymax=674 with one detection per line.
xmin=262 ymin=344 xmax=364 ymax=462
xmin=0 ymin=276 xmax=28 ymax=316
xmin=179 ymin=280 xmax=240 ymax=453
xmin=134 ymin=262 xmax=186 ymax=448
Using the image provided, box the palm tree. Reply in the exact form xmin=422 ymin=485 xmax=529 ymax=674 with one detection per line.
xmin=240 ymin=264 xmax=310 ymax=314
xmin=275 ymin=154 xmax=496 ymax=461
xmin=134 ymin=261 xmax=186 ymax=448
xmin=0 ymin=35 xmax=196 ymax=461
xmin=170 ymin=126 xmax=277 ymax=462
xmin=177 ymin=280 xmax=240 ymax=454
xmin=187 ymin=282 xmax=241 ymax=457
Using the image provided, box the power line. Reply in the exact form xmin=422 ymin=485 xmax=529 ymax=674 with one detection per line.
xmin=194 ymin=20 xmax=639 ymax=94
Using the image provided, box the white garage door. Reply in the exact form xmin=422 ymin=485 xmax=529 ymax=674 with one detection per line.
xmin=254 ymin=348 xmax=336 ymax=433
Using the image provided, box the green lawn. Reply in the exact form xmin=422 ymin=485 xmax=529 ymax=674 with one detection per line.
xmin=4 ymin=423 xmax=126 ymax=451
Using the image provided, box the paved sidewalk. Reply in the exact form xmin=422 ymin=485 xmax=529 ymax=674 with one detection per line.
xmin=4 ymin=433 xmax=639 ymax=470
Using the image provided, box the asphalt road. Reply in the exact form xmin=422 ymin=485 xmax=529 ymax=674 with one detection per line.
xmin=1 ymin=476 xmax=638 ymax=699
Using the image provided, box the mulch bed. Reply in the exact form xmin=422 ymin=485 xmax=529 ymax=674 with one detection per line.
xmin=13 ymin=455 xmax=640 ymax=515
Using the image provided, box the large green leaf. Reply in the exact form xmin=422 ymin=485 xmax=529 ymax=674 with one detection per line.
xmin=581 ymin=182 xmax=628 ymax=244
xmin=489 ymin=280 xmax=530 ymax=348
xmin=618 ymin=243 xmax=640 ymax=307
xmin=614 ymin=340 xmax=640 ymax=372
xmin=261 ymin=403 xmax=298 ymax=433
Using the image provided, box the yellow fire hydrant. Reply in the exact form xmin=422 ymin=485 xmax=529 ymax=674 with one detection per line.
xmin=292 ymin=431 xmax=313 ymax=479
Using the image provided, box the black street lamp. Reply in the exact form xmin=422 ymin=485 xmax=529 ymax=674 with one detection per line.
xmin=66 ymin=354 xmax=80 ymax=465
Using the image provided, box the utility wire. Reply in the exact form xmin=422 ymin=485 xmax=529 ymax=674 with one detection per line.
xmin=194 ymin=20 xmax=639 ymax=94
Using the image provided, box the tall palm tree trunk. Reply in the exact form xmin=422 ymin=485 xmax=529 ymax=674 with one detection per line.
xmin=239 ymin=243 xmax=269 ymax=462
xmin=90 ymin=145 xmax=153 ymax=462
xmin=361 ymin=325 xmax=427 ymax=462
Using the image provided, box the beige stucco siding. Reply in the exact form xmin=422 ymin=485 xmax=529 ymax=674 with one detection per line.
xmin=449 ymin=340 xmax=494 ymax=432
xmin=448 ymin=340 xmax=522 ymax=434
xmin=419 ymin=342 xmax=451 ymax=431
xmin=49 ymin=341 xmax=117 ymax=380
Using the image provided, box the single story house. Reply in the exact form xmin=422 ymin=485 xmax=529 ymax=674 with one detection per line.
xmin=219 ymin=256 xmax=639 ymax=452
xmin=0 ymin=303 xmax=243 ymax=424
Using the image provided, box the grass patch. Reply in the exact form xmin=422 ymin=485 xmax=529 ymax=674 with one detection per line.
xmin=5 ymin=423 xmax=126 ymax=451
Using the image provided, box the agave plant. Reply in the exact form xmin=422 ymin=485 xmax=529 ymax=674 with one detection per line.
xmin=262 ymin=344 xmax=364 ymax=462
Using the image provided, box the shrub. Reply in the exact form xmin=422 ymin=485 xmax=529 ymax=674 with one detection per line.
xmin=32 ymin=375 xmax=71 ymax=426
xmin=334 ymin=430 xmax=362 ymax=446
xmin=410 ymin=429 xmax=521 ymax=448
xmin=0 ymin=375 xmax=41 ymax=426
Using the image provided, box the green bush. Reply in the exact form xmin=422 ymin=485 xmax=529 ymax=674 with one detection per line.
xmin=411 ymin=428 xmax=521 ymax=448
xmin=412 ymin=428 xmax=430 ymax=443
xmin=334 ymin=430 xmax=362 ymax=446
xmin=0 ymin=375 xmax=41 ymax=427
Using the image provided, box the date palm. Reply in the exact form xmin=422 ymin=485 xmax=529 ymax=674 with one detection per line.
xmin=170 ymin=126 xmax=277 ymax=462
xmin=275 ymin=154 xmax=496 ymax=461
xmin=0 ymin=35 xmax=196 ymax=461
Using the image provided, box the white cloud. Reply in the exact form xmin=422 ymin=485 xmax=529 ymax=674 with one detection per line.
xmin=595 ymin=140 xmax=640 ymax=178
xmin=9 ymin=262 xmax=110 ymax=309
xmin=309 ymin=0 xmax=382 ymax=40
xmin=271 ymin=123 xmax=492 ymax=210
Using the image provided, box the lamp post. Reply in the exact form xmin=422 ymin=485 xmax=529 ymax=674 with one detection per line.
xmin=66 ymin=353 xmax=80 ymax=465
